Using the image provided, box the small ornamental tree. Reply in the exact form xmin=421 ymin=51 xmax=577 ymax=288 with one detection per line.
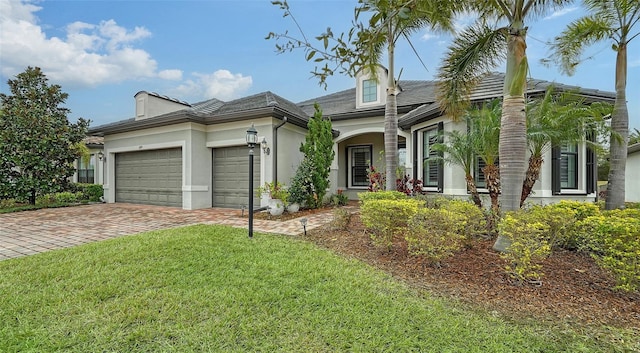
xmin=298 ymin=103 xmax=335 ymax=208
xmin=0 ymin=67 xmax=90 ymax=204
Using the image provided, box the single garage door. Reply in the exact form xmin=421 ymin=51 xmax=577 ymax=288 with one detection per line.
xmin=115 ymin=148 xmax=183 ymax=207
xmin=212 ymin=146 xmax=260 ymax=208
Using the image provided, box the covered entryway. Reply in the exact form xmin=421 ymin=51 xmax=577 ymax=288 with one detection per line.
xmin=114 ymin=148 xmax=183 ymax=207
xmin=212 ymin=146 xmax=260 ymax=209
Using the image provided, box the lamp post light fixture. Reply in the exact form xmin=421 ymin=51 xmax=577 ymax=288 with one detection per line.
xmin=300 ymin=218 xmax=308 ymax=236
xmin=246 ymin=124 xmax=258 ymax=238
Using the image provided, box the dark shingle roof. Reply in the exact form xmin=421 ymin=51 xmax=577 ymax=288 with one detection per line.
xmin=89 ymin=73 xmax=615 ymax=136
xmin=190 ymin=98 xmax=225 ymax=114
xmin=211 ymin=91 xmax=308 ymax=119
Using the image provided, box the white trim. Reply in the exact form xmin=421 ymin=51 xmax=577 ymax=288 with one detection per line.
xmin=335 ymin=127 xmax=411 ymax=143
xmin=104 ymin=122 xmax=201 ymax=141
xmin=206 ymin=138 xmax=246 ymax=148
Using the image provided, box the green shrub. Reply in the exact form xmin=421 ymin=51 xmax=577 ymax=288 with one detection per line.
xmin=413 ymin=194 xmax=455 ymax=209
xmin=358 ymin=191 xmax=406 ymax=204
xmin=328 ymin=207 xmax=351 ymax=231
xmin=440 ymin=200 xmax=488 ymax=240
xmin=329 ymin=192 xmax=349 ymax=207
xmin=82 ymin=184 xmax=104 ymax=202
xmin=54 ymin=191 xmax=81 ymax=204
xmin=0 ymin=198 xmax=18 ymax=209
xmin=528 ymin=204 xmax=580 ymax=250
xmin=406 ymin=208 xmax=467 ymax=264
xmin=579 ymin=214 xmax=640 ymax=292
xmin=550 ymin=200 xmax=600 ymax=220
xmin=498 ymin=211 xmax=552 ymax=283
xmin=360 ymin=198 xmax=422 ymax=250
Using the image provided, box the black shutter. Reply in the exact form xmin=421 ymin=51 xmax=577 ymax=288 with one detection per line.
xmin=345 ymin=147 xmax=349 ymax=187
xmin=551 ymin=146 xmax=561 ymax=195
xmin=413 ymin=130 xmax=418 ymax=181
xmin=437 ymin=122 xmax=444 ymax=193
xmin=586 ymin=132 xmax=596 ymax=194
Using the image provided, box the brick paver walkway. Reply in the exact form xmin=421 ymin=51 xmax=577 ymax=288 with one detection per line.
xmin=0 ymin=203 xmax=337 ymax=261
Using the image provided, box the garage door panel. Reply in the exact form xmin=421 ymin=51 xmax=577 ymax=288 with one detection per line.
xmin=213 ymin=146 xmax=260 ymax=209
xmin=115 ymin=148 xmax=183 ymax=207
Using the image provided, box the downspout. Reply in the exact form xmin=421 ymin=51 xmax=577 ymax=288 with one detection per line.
xmin=273 ymin=117 xmax=288 ymax=184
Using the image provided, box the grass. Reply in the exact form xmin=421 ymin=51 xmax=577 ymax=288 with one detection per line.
xmin=0 ymin=225 xmax=636 ymax=352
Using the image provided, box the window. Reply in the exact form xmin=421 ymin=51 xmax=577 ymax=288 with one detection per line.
xmin=474 ymin=157 xmax=487 ymax=189
xmin=552 ymin=142 xmax=592 ymax=194
xmin=561 ymin=144 xmax=578 ymax=189
xmin=348 ymin=145 xmax=372 ymax=187
xmin=474 ymin=157 xmax=498 ymax=189
xmin=362 ymin=79 xmax=377 ymax=103
xmin=422 ymin=127 xmax=440 ymax=188
xmin=77 ymin=154 xmax=95 ymax=184
xmin=398 ymin=141 xmax=407 ymax=168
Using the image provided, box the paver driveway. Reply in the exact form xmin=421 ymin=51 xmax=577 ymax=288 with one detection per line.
xmin=0 ymin=203 xmax=333 ymax=261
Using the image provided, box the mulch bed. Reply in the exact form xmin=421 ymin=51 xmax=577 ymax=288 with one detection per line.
xmin=302 ymin=209 xmax=640 ymax=330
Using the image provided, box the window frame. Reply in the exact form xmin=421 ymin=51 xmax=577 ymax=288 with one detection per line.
xmin=419 ymin=123 xmax=443 ymax=192
xmin=347 ymin=145 xmax=373 ymax=189
xmin=362 ymin=79 xmax=377 ymax=103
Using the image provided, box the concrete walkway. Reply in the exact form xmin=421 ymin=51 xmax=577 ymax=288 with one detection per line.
xmin=0 ymin=203 xmax=336 ymax=261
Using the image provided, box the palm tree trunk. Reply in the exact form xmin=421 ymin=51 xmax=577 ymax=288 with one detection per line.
xmin=483 ymin=164 xmax=500 ymax=213
xmin=520 ymin=155 xmax=543 ymax=207
xmin=465 ymin=174 xmax=483 ymax=208
xmin=494 ymin=29 xmax=528 ymax=252
xmin=605 ymin=44 xmax=628 ymax=210
xmin=384 ymin=32 xmax=398 ymax=191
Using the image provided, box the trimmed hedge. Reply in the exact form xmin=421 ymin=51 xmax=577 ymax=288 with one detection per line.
xmin=406 ymin=208 xmax=467 ymax=264
xmin=360 ymin=198 xmax=423 ymax=250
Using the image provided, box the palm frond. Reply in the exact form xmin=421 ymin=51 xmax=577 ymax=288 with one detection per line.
xmin=437 ymin=23 xmax=507 ymax=119
xmin=547 ymin=15 xmax=614 ymax=75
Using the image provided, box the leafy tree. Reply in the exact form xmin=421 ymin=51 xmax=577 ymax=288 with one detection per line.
xmin=0 ymin=67 xmax=89 ymax=204
xmin=547 ymin=0 xmax=639 ymax=210
xmin=437 ymin=0 xmax=575 ymax=252
xmin=268 ymin=0 xmax=457 ymax=190
xmin=298 ymin=103 xmax=335 ymax=208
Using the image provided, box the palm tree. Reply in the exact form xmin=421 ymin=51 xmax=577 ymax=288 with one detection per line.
xmin=521 ymin=87 xmax=612 ymax=206
xmin=548 ymin=0 xmax=639 ymax=210
xmin=432 ymin=129 xmax=483 ymax=208
xmin=269 ymin=0 xmax=458 ymax=190
xmin=437 ymin=0 xmax=575 ymax=251
xmin=469 ymin=100 xmax=502 ymax=214
xmin=630 ymin=128 xmax=640 ymax=145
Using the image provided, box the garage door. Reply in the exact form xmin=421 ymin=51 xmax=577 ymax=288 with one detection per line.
xmin=212 ymin=146 xmax=260 ymax=208
xmin=115 ymin=148 xmax=183 ymax=207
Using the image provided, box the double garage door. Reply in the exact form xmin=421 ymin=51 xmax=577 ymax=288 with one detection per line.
xmin=114 ymin=146 xmax=259 ymax=209
xmin=115 ymin=148 xmax=183 ymax=207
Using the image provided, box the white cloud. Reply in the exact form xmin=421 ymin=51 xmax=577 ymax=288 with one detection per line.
xmin=172 ymin=70 xmax=252 ymax=101
xmin=544 ymin=7 xmax=578 ymax=20
xmin=421 ymin=31 xmax=436 ymax=41
xmin=158 ymin=69 xmax=183 ymax=80
xmin=0 ymin=0 xmax=178 ymax=87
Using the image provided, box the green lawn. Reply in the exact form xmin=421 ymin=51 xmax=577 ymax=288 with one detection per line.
xmin=0 ymin=225 xmax=636 ymax=352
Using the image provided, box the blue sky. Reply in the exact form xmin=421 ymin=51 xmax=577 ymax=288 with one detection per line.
xmin=1 ymin=0 xmax=638 ymax=130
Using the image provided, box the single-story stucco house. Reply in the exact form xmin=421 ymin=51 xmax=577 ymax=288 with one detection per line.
xmin=626 ymin=142 xmax=640 ymax=202
xmin=88 ymin=70 xmax=615 ymax=210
